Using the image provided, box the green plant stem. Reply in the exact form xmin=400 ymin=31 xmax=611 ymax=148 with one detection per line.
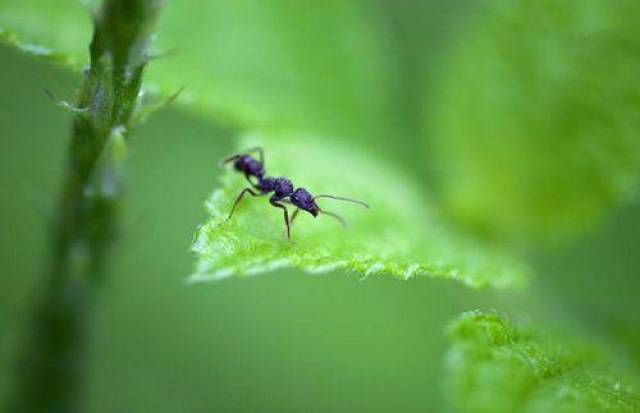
xmin=10 ymin=1 xmax=161 ymax=412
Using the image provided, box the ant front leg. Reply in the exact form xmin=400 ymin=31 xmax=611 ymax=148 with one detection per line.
xmin=270 ymin=198 xmax=291 ymax=240
xmin=228 ymin=188 xmax=261 ymax=221
xmin=279 ymin=200 xmax=300 ymax=231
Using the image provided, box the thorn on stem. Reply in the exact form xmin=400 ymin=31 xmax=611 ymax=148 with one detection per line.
xmin=43 ymin=88 xmax=88 ymax=116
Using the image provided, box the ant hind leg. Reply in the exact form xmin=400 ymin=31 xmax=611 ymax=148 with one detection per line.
xmin=244 ymin=173 xmax=260 ymax=189
xmin=245 ymin=147 xmax=265 ymax=166
xmin=227 ymin=188 xmax=261 ymax=221
xmin=221 ymin=147 xmax=265 ymax=167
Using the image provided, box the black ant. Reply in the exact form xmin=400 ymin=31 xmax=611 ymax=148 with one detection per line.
xmin=222 ymin=147 xmax=369 ymax=240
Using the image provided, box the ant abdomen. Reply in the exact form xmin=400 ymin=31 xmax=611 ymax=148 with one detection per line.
xmin=233 ymin=155 xmax=264 ymax=178
xmin=256 ymin=176 xmax=293 ymax=198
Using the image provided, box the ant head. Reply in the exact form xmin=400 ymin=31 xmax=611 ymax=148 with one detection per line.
xmin=290 ymin=188 xmax=320 ymax=217
xmin=307 ymin=203 xmax=320 ymax=217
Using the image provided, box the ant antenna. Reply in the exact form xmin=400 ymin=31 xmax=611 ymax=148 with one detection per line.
xmin=320 ymin=210 xmax=348 ymax=228
xmin=313 ymin=195 xmax=370 ymax=209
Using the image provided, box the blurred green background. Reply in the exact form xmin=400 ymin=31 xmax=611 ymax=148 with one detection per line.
xmin=1 ymin=0 xmax=640 ymax=411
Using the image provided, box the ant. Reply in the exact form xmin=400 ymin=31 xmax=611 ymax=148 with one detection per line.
xmin=222 ymin=147 xmax=369 ymax=240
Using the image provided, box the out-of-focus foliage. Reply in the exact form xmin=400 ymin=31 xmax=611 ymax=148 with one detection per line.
xmin=445 ymin=311 xmax=640 ymax=413
xmin=152 ymin=0 xmax=396 ymax=141
xmin=191 ymin=134 xmax=528 ymax=289
xmin=0 ymin=0 xmax=396 ymax=141
xmin=427 ymin=0 xmax=640 ymax=243
xmin=0 ymin=0 xmax=92 ymax=66
xmin=532 ymin=202 xmax=640 ymax=369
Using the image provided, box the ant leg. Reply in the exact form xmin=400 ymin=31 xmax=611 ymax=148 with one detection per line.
xmin=278 ymin=200 xmax=301 ymax=229
xmin=289 ymin=208 xmax=300 ymax=228
xmin=245 ymin=147 xmax=265 ymax=166
xmin=227 ymin=188 xmax=261 ymax=221
xmin=223 ymin=147 xmax=264 ymax=164
xmin=270 ymin=200 xmax=291 ymax=240
xmin=244 ymin=173 xmax=260 ymax=189
xmin=221 ymin=147 xmax=265 ymax=168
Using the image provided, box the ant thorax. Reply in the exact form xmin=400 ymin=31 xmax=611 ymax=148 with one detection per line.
xmin=273 ymin=177 xmax=294 ymax=197
xmin=256 ymin=176 xmax=276 ymax=193
xmin=257 ymin=176 xmax=293 ymax=198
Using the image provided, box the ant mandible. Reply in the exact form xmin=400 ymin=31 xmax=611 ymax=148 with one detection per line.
xmin=222 ymin=147 xmax=369 ymax=240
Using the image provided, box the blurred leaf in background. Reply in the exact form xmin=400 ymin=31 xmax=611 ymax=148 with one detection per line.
xmin=426 ymin=0 xmax=640 ymax=244
xmin=152 ymin=0 xmax=399 ymax=143
xmin=445 ymin=311 xmax=640 ymax=413
xmin=0 ymin=0 xmax=400 ymax=150
xmin=0 ymin=0 xmax=92 ymax=67
xmin=531 ymin=201 xmax=640 ymax=369
xmin=422 ymin=2 xmax=640 ymax=408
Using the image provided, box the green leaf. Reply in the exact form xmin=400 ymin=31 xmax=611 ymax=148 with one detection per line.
xmin=426 ymin=0 xmax=640 ymax=243
xmin=0 ymin=0 xmax=396 ymax=141
xmin=445 ymin=311 xmax=640 ymax=413
xmin=0 ymin=0 xmax=92 ymax=67
xmin=190 ymin=134 xmax=529 ymax=289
